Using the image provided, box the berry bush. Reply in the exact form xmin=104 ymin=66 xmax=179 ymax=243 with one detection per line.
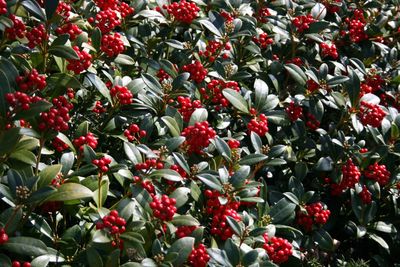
xmin=0 ymin=0 xmax=399 ymax=266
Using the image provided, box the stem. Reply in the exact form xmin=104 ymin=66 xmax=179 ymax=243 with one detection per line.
xmin=35 ymin=138 xmax=44 ymax=176
xmin=4 ymin=205 xmax=22 ymax=232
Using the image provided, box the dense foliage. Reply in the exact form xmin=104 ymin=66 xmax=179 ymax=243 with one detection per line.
xmin=0 ymin=0 xmax=399 ymax=266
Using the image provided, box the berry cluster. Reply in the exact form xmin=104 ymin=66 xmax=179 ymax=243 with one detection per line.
xmin=73 ymin=132 xmax=98 ymax=152
xmin=364 ymin=162 xmax=391 ymax=186
xmin=0 ymin=228 xmax=8 ymax=244
xmin=110 ymin=85 xmax=133 ymax=105
xmin=92 ymin=156 xmax=112 ymax=173
xmin=188 ymin=244 xmax=210 ymax=267
xmin=181 ymin=121 xmax=216 ymax=154
xmin=305 ymin=113 xmax=320 ymax=130
xmin=88 ymin=9 xmax=121 ymax=33
xmin=150 ymin=195 xmax=177 ymax=221
xmin=124 ymin=124 xmax=147 ymax=142
xmin=56 ymin=2 xmax=71 ymax=20
xmin=285 ymin=101 xmax=303 ymax=122
xmin=55 ymin=23 xmax=82 ymax=40
xmin=198 ymin=40 xmax=230 ymax=62
xmin=52 ymin=137 xmax=69 ymax=152
xmin=365 ymin=72 xmax=384 ymax=92
xmin=227 ymin=139 xmax=240 ymax=149
xmin=205 ymin=190 xmax=241 ymax=240
xmin=177 ymin=96 xmax=202 ymax=122
xmin=253 ymin=32 xmax=273 ymax=49
xmin=101 ymin=33 xmax=125 ymax=57
xmin=26 ymin=24 xmax=48 ymax=49
xmin=67 ymin=46 xmax=92 ymax=74
xmin=286 ymin=57 xmax=303 ymax=66
xmin=93 ymin=101 xmax=106 ymax=113
xmin=94 ymin=0 xmax=119 ymax=11
xmin=263 ymin=234 xmax=293 ymax=264
xmin=38 ymin=96 xmax=73 ymax=132
xmin=135 ymin=158 xmax=164 ymax=171
xmin=157 ymin=69 xmax=171 ymax=83
xmin=320 ymin=42 xmax=338 ymax=59
xmin=200 ymin=79 xmax=240 ymax=110
xmin=359 ymin=185 xmax=372 ymax=204
xmin=96 ymin=210 xmax=126 ymax=248
xmin=6 ymin=15 xmax=26 ymax=40
xmin=306 ymin=79 xmax=319 ymax=93
xmin=296 ymin=202 xmax=331 ymax=232
xmin=11 ymin=261 xmax=31 ymax=267
xmin=358 ymin=101 xmax=386 ymax=127
xmin=162 ymin=0 xmax=200 ymax=24
xmin=182 ymin=61 xmax=208 ymax=83
xmin=170 ymin=164 xmax=188 ymax=178
xmin=344 ymin=10 xmax=368 ymax=43
xmin=6 ymin=92 xmax=42 ymax=111
xmin=0 ymin=0 xmax=6 ymax=15
xmin=175 ymin=225 xmax=197 ymax=238
xmin=255 ymin=7 xmax=271 ymax=23
xmin=292 ymin=14 xmax=315 ymax=32
xmin=16 ymin=69 xmax=46 ymax=92
xmin=247 ymin=114 xmax=269 ymax=136
xmin=119 ymin=2 xmax=135 ymax=18
xmin=336 ymin=159 xmax=361 ymax=193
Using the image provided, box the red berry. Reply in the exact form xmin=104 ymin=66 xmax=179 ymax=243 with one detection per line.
xmin=181 ymin=121 xmax=216 ymax=154
xmin=163 ymin=0 xmax=200 ymax=24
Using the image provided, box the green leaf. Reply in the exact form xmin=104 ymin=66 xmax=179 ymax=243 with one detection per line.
xmin=0 ymin=70 xmax=12 ymax=117
xmin=149 ymin=169 xmax=182 ymax=182
xmin=93 ymin=179 xmax=109 ymax=209
xmin=114 ymin=54 xmax=135 ymax=65
xmin=231 ymin=165 xmax=250 ymax=187
xmin=196 ymin=173 xmax=223 ymax=191
xmin=226 ymin=216 xmax=242 ymax=236
xmin=169 ymin=187 xmax=190 ymax=208
xmin=2 ymin=237 xmax=48 ymax=257
xmin=224 ymin=239 xmax=240 ymax=266
xmin=49 ymin=46 xmax=79 ymax=60
xmin=166 ymin=237 xmax=194 ymax=266
xmin=368 ymin=233 xmax=390 ymax=252
xmin=29 ymin=213 xmax=54 ymax=241
xmin=284 ymin=64 xmax=307 ymax=86
xmin=327 ymin=75 xmax=350 ymax=86
xmin=162 ymin=116 xmax=181 ymax=137
xmin=222 ymin=89 xmax=249 ymax=114
xmin=38 ymin=165 xmax=62 ymax=188
xmin=239 ymin=154 xmax=267 ymax=165
xmin=141 ymin=73 xmax=163 ymax=95
xmin=87 ymin=247 xmax=104 ymax=267
xmin=171 ymin=215 xmax=200 ymax=226
xmin=46 ymin=183 xmax=93 ymax=201
xmin=44 ymin=0 xmax=59 ymax=19
xmin=0 ymin=254 xmax=11 ymax=267
xmin=345 ymin=67 xmax=360 ymax=107
xmin=242 ymin=250 xmax=258 ymax=266
xmin=372 ymin=221 xmax=397 ymax=234
xmin=254 ymin=78 xmax=269 ymax=111
xmin=86 ymin=73 xmax=112 ymax=103
xmin=313 ymin=229 xmax=334 ymax=251
xmin=214 ymin=136 xmax=231 ymax=159
xmin=269 ymin=198 xmax=296 ymax=224
xmin=9 ymin=150 xmax=36 ymax=165
xmin=199 ymin=20 xmax=222 ymax=37
xmin=21 ymin=0 xmax=47 ymax=21
xmin=14 ymin=100 xmax=52 ymax=120
xmin=189 ymin=108 xmax=208 ymax=126
xmin=123 ymin=142 xmax=141 ymax=165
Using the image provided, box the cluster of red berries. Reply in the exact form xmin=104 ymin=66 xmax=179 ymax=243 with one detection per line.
xmin=88 ymin=9 xmax=121 ymax=33
xmin=110 ymin=85 xmax=133 ymax=105
xmin=73 ymin=132 xmax=98 ymax=152
xmin=332 ymin=159 xmax=361 ymax=195
xmin=305 ymin=113 xmax=320 ymax=130
xmin=0 ymin=0 xmax=6 ymax=15
xmin=188 ymin=244 xmax=210 ymax=267
xmin=93 ymin=101 xmax=106 ymax=113
xmin=0 ymin=228 xmax=8 ymax=244
xmin=38 ymin=96 xmax=73 ymax=132
xmin=170 ymin=164 xmax=188 ymax=178
xmin=6 ymin=15 xmax=26 ymax=40
xmin=56 ymin=2 xmax=71 ymax=20
xmin=124 ymin=124 xmax=147 ymax=142
xmin=52 ymin=137 xmax=70 ymax=152
xmin=253 ymin=32 xmax=273 ymax=49
xmin=262 ymin=234 xmax=293 ymax=264
xmin=157 ymin=69 xmax=171 ymax=83
xmin=181 ymin=121 xmax=216 ymax=154
xmin=255 ymin=7 xmax=271 ymax=23
xmin=161 ymin=0 xmax=200 ymax=24
xmin=119 ymin=2 xmax=135 ymax=18
xmin=205 ymin=190 xmax=241 ymax=240
xmin=358 ymin=101 xmax=386 ymax=127
xmin=135 ymin=158 xmax=164 ymax=171
xmin=94 ymin=0 xmax=119 ymax=11
xmin=175 ymin=225 xmax=197 ymax=238
xmin=296 ymin=202 xmax=331 ymax=232
xmin=364 ymin=162 xmax=391 ymax=186
xmin=96 ymin=210 xmax=126 ymax=248
xmin=101 ymin=33 xmax=125 ymax=57
xmin=92 ymin=156 xmax=112 ymax=173
xmin=359 ymin=185 xmax=372 ymax=204
xmin=55 ymin=23 xmax=82 ymax=40
xmin=133 ymin=177 xmax=155 ymax=195
xmin=150 ymin=195 xmax=177 ymax=221
xmin=11 ymin=261 xmax=31 ymax=267
xmin=292 ymin=14 xmax=315 ymax=32
xmin=66 ymin=46 xmax=92 ymax=74
xmin=182 ymin=61 xmax=208 ymax=83
xmin=227 ymin=139 xmax=240 ymax=149
xmin=320 ymin=42 xmax=338 ymax=59
xmin=365 ymin=72 xmax=384 ymax=92
xmin=220 ymin=11 xmax=234 ymax=23
xmin=286 ymin=57 xmax=303 ymax=66
xmin=360 ymin=83 xmax=373 ymax=96
xmin=26 ymin=24 xmax=48 ymax=49
xmin=285 ymin=101 xmax=303 ymax=122
xmin=306 ymin=79 xmax=319 ymax=93
xmin=248 ymin=113 xmax=269 ymax=136
xmin=16 ymin=69 xmax=46 ymax=92
xmin=6 ymin=92 xmax=42 ymax=111
xmin=198 ymin=40 xmax=230 ymax=62
xmin=200 ymin=80 xmax=240 ymax=110
xmin=177 ymin=96 xmax=202 ymax=122
xmin=343 ymin=10 xmax=368 ymax=43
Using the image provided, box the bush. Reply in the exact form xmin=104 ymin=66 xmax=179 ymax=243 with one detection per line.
xmin=0 ymin=0 xmax=399 ymax=266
